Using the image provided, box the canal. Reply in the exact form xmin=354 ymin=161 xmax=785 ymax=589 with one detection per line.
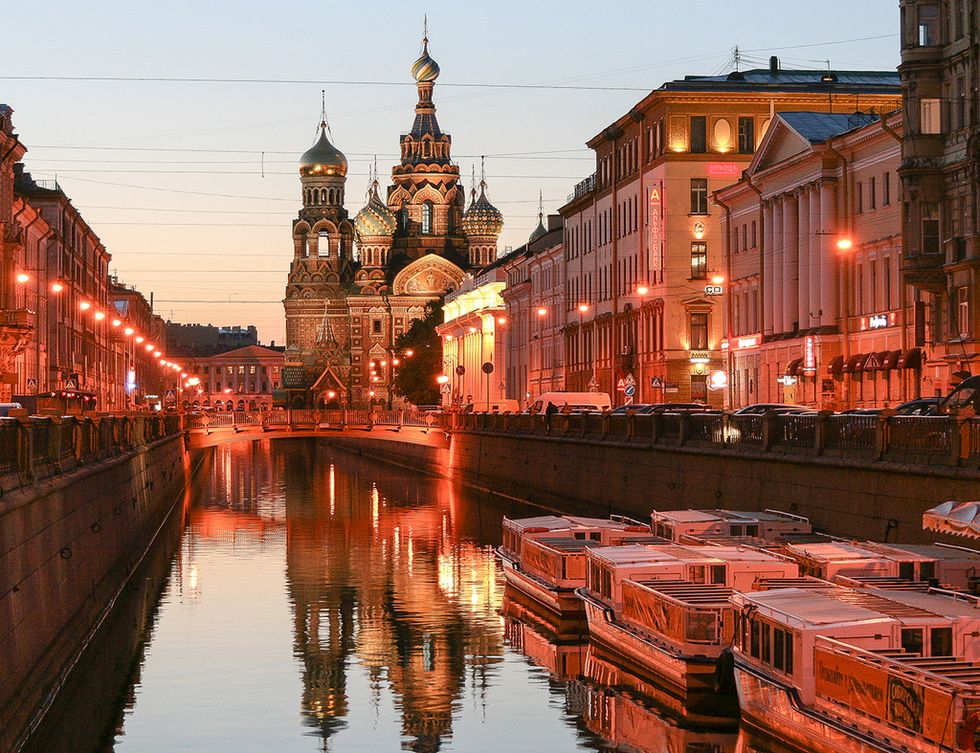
xmin=24 ymin=438 xmax=788 ymax=753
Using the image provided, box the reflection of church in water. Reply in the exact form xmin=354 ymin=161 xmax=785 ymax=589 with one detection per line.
xmin=283 ymin=28 xmax=504 ymax=408
xmin=280 ymin=442 xmax=501 ymax=751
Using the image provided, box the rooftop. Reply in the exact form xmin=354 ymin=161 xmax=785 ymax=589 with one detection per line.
xmin=779 ymin=111 xmax=881 ymax=144
xmin=662 ymin=67 xmax=900 ymax=93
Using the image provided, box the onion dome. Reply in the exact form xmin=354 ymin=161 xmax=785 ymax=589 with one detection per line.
xmin=529 ymin=189 xmax=547 ymax=242
xmin=354 ymin=181 xmax=396 ymax=237
xmin=411 ymin=37 xmax=440 ymax=83
xmin=462 ymin=181 xmax=504 ymax=238
xmin=299 ymin=124 xmax=348 ymax=177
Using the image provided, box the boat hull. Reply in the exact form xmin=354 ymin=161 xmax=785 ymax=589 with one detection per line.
xmin=579 ymin=588 xmax=737 ymax=719
xmin=734 ymin=660 xmax=919 ymax=753
xmin=497 ymin=547 xmax=584 ymax=616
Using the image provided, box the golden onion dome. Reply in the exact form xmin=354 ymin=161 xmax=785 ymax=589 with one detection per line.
xmin=354 ymin=184 xmax=396 ymax=237
xmin=299 ymin=125 xmax=348 ymax=177
xmin=461 ymin=183 xmax=503 ymax=238
xmin=411 ymin=38 xmax=440 ymax=83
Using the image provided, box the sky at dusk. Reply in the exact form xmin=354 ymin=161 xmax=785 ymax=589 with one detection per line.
xmin=5 ymin=0 xmax=900 ymax=344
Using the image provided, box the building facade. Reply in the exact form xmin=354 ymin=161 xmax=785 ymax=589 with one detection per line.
xmin=165 ymin=322 xmax=259 ymax=358
xmin=718 ymin=111 xmax=910 ymax=410
xmin=500 ymin=213 xmax=565 ymax=406
xmin=559 ymin=60 xmax=902 ymax=407
xmin=436 ymin=265 xmax=507 ymax=408
xmin=898 ymin=0 xmax=980 ymax=396
xmin=111 ymin=281 xmax=166 ymax=409
xmin=183 ymin=345 xmax=284 ymax=412
xmin=283 ymin=33 xmax=502 ymax=408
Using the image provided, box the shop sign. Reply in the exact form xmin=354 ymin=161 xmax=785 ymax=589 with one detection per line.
xmin=706 ymin=163 xmax=741 ymax=178
xmin=735 ymin=336 xmax=759 ymax=350
xmin=869 ymin=314 xmax=888 ymax=329
xmin=804 ymin=336 xmax=816 ymax=371
xmin=704 ymin=284 xmax=724 ymax=296
xmin=649 ymin=184 xmax=663 ymax=276
xmin=689 ymin=351 xmax=711 ymax=364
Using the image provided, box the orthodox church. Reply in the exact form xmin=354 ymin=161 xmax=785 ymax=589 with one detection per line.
xmin=282 ymin=30 xmax=504 ymax=408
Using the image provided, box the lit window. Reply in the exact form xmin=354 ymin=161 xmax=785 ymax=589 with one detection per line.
xmin=689 ymin=312 xmax=709 ymax=349
xmin=738 ymin=117 xmax=755 ymax=154
xmin=958 ymin=287 xmax=971 ymax=338
xmin=690 ymin=242 xmax=708 ymax=279
xmin=690 ymin=178 xmax=708 ymax=215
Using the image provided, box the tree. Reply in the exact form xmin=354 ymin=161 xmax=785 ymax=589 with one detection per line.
xmin=392 ymin=301 xmax=443 ymax=407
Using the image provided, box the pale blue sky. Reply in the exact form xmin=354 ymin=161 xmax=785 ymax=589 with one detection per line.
xmin=5 ymin=0 xmax=899 ymax=342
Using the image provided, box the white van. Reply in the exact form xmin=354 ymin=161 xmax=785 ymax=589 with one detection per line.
xmin=526 ymin=392 xmax=612 ymax=414
xmin=466 ymin=399 xmax=521 ymax=413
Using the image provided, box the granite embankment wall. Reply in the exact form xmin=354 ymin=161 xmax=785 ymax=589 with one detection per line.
xmin=0 ymin=434 xmax=189 ymax=753
xmin=445 ymin=430 xmax=975 ymax=544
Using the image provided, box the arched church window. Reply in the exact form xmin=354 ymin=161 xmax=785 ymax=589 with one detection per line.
xmin=400 ymin=206 xmax=409 ymax=231
xmin=422 ymin=201 xmax=433 ymax=235
xmin=318 ymin=230 xmax=330 ymax=257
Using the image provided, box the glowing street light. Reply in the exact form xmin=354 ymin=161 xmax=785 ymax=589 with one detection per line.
xmin=124 ymin=327 xmax=134 ymax=336
xmin=94 ymin=311 xmax=106 ymax=321
xmin=497 ymin=316 xmax=507 ymax=325
xmin=578 ymin=303 xmax=590 ymax=314
xmin=15 ymin=273 xmax=30 ymax=284
xmin=436 ymin=374 xmax=450 ymax=385
xmin=837 ymin=237 xmax=854 ymax=252
xmin=50 ymin=281 xmax=64 ymax=293
xmin=79 ymin=301 xmax=92 ymax=311
xmin=711 ymin=274 xmax=725 ymax=285
xmin=404 ymin=349 xmax=414 ymax=357
xmin=111 ymin=318 xmax=122 ymax=327
xmin=636 ymin=285 xmax=649 ymax=296
xmin=536 ymin=306 xmax=548 ymax=317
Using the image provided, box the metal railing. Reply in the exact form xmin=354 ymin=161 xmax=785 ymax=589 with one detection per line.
xmin=184 ymin=408 xmax=449 ymax=433
xmin=0 ymin=413 xmax=182 ymax=493
xmin=451 ymin=410 xmax=980 ymax=469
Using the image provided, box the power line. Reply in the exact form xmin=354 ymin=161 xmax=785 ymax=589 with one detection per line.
xmin=742 ymin=33 xmax=899 ymax=53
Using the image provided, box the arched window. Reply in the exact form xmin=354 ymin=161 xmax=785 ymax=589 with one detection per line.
xmin=422 ymin=201 xmax=433 ymax=234
xmin=400 ymin=206 xmax=410 ymax=231
xmin=318 ymin=230 xmax=330 ymax=257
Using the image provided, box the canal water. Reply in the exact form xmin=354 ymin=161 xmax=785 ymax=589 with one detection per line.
xmin=26 ymin=438 xmax=789 ymax=753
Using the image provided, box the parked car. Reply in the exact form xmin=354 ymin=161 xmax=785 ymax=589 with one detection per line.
xmin=609 ymin=402 xmax=713 ymax=416
xmin=733 ymin=403 xmax=810 ymax=416
xmin=938 ymin=376 xmax=980 ymax=415
xmin=895 ymin=397 xmax=940 ymax=416
xmin=840 ymin=408 xmax=882 ymax=415
xmin=526 ymin=392 xmax=612 ymax=415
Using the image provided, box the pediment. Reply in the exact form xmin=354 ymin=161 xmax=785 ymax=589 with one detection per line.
xmin=391 ymin=254 xmax=465 ymax=296
xmin=748 ymin=116 xmax=813 ymax=175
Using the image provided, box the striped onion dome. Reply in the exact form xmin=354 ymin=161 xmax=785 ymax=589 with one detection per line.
xmin=462 ymin=182 xmax=503 ymax=238
xmin=411 ymin=38 xmax=440 ymax=83
xmin=354 ymin=182 xmax=396 ymax=237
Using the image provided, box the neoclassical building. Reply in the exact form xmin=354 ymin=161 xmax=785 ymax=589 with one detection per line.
xmin=283 ymin=32 xmax=502 ymax=407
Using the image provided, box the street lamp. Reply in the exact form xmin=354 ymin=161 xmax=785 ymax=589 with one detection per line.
xmin=837 ymin=237 xmax=855 ymax=408
xmin=577 ymin=303 xmax=593 ymax=391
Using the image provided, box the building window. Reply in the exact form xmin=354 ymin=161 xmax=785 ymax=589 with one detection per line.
xmin=372 ymin=319 xmax=382 ymax=334
xmin=690 ymin=116 xmax=707 ymax=153
xmin=751 ymin=220 xmax=757 ymax=247
xmin=421 ymin=201 xmax=433 ymax=234
xmin=691 ymin=374 xmax=708 ymax=402
xmin=917 ymin=3 xmax=940 ymax=45
xmin=690 ymin=312 xmax=709 ymax=349
xmin=856 ymin=182 xmax=863 ymax=214
xmin=738 ymin=117 xmax=755 ymax=154
xmin=869 ymin=177 xmax=876 ymax=210
xmin=883 ymin=173 xmax=891 ymax=206
xmin=920 ymin=98 xmax=941 ymax=134
xmin=318 ymin=230 xmax=330 ymax=257
xmin=690 ymin=242 xmax=708 ymax=279
xmin=690 ymin=178 xmax=708 ymax=215
xmin=958 ymin=287 xmax=971 ymax=337
xmin=922 ymin=204 xmax=941 ymax=254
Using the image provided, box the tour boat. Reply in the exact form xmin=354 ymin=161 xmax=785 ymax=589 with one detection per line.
xmin=497 ymin=515 xmax=662 ymax=615
xmin=781 ymin=540 xmax=980 ymax=591
xmin=650 ymin=508 xmax=811 ymax=543
xmin=731 ymin=584 xmax=980 ymax=753
xmin=577 ymin=544 xmax=798 ymax=708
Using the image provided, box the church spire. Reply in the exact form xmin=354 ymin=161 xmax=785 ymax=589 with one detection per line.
xmin=529 ymin=190 xmax=547 ymax=243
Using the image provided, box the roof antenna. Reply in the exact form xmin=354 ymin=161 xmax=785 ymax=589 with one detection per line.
xmin=733 ymin=45 xmax=741 ymax=72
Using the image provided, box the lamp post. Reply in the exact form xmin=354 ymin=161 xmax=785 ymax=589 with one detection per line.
xmin=577 ymin=302 xmax=592 ymax=391
xmin=837 ymin=237 xmax=854 ymax=409
xmin=442 ymin=354 xmax=458 ymax=407
xmin=535 ymin=306 xmax=548 ymax=397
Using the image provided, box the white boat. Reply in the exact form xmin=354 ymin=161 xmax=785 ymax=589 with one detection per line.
xmin=497 ymin=515 xmax=661 ymax=615
xmin=731 ymin=584 xmax=980 ymax=753
xmin=650 ymin=508 xmax=811 ymax=543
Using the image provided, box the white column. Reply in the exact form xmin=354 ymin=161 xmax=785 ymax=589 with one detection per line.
xmin=808 ymin=185 xmax=821 ymax=328
xmin=798 ymin=187 xmax=811 ymax=331
xmin=763 ymin=201 xmax=775 ymax=335
xmin=771 ymin=198 xmax=785 ymax=334
xmin=819 ymin=180 xmax=840 ymax=327
xmin=782 ymin=193 xmax=799 ymax=333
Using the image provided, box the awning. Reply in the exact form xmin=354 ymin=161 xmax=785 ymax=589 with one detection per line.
xmin=923 ymin=501 xmax=980 ymax=540
xmin=898 ymin=347 xmax=923 ymax=369
xmin=843 ymin=353 xmax=866 ymax=373
xmin=828 ymin=355 xmax=844 ymax=375
xmin=880 ymin=349 xmax=901 ymax=370
xmin=785 ymin=358 xmax=803 ymax=377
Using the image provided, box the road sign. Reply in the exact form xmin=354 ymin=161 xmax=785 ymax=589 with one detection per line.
xmin=481 ymin=362 xmax=494 ymax=374
xmin=164 ymin=389 xmax=177 ymax=404
xmin=26 ymin=378 xmax=37 ymax=391
xmin=704 ymin=284 xmax=724 ymax=296
xmin=455 ymin=365 xmax=466 ymax=376
xmin=587 ymin=376 xmax=598 ymax=393
xmin=624 ymin=384 xmax=636 ymax=397
xmin=64 ymin=377 xmax=79 ymax=390
xmin=440 ymin=383 xmax=451 ymax=394
xmin=624 ymin=373 xmax=636 ymax=388
xmin=650 ymin=376 xmax=664 ymax=389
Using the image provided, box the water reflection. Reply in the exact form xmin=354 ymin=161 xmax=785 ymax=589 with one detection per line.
xmin=25 ymin=439 xmax=793 ymax=752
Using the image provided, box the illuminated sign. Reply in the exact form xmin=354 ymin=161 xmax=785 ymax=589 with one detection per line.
xmin=126 ymin=369 xmax=137 ymax=393
xmin=869 ymin=314 xmax=889 ymax=329
xmin=707 ymin=163 xmax=741 ymax=178
xmin=704 ymin=284 xmax=723 ymax=296
xmin=693 ymin=221 xmax=705 ymax=239
xmin=689 ymin=351 xmax=711 ymax=364
xmin=736 ymin=336 xmax=759 ymax=350
xmin=709 ymin=370 xmax=728 ymax=390
xmin=804 ymin=336 xmax=816 ymax=371
xmin=649 ymin=184 xmax=663 ymax=277
xmin=776 ymin=375 xmax=798 ymax=386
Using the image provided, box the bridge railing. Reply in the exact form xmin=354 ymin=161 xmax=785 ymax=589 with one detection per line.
xmin=450 ymin=410 xmax=980 ymax=469
xmin=184 ymin=408 xmax=450 ymax=433
xmin=0 ymin=413 xmax=182 ymax=494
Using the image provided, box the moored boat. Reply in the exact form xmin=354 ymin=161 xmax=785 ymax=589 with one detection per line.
xmin=732 ymin=584 xmax=980 ymax=753
xmin=650 ymin=508 xmax=811 ymax=543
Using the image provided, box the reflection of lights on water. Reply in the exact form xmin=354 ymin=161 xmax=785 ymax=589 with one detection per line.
xmin=329 ymin=465 xmax=335 ymax=516
xmin=407 ymin=528 xmax=414 ymax=575
xmin=371 ymin=484 xmax=379 ymax=529
xmin=188 ymin=563 xmax=200 ymax=597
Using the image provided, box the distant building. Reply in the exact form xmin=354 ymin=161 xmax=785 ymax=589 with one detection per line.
xmin=898 ymin=0 xmax=980 ymax=395
xmin=165 ymin=322 xmax=258 ymax=357
xmin=111 ymin=280 xmax=167 ymax=408
xmin=559 ymin=59 xmax=902 ymax=407
xmin=182 ymin=345 xmax=284 ymax=411
xmin=718 ymin=111 xmax=906 ymax=410
xmin=500 ymin=212 xmax=565 ymax=406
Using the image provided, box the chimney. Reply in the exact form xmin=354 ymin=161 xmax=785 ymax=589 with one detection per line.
xmin=769 ymin=56 xmax=779 ymax=75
